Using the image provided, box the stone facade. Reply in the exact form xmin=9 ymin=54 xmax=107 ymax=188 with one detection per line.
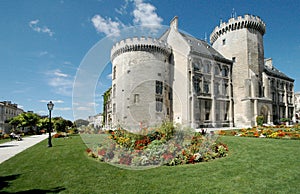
xmin=106 ymin=14 xmax=295 ymax=129
xmin=0 ymin=101 xmax=24 ymax=133
xmin=210 ymin=15 xmax=294 ymax=126
xmin=295 ymin=92 xmax=300 ymax=122
xmin=88 ymin=113 xmax=103 ymax=128
xmin=111 ymin=37 xmax=172 ymax=130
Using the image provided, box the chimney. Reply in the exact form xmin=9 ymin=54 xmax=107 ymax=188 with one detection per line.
xmin=264 ymin=58 xmax=273 ymax=68
xmin=170 ymin=16 xmax=178 ymax=31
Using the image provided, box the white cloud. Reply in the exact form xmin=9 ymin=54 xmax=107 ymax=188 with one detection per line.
xmin=106 ymin=73 xmax=112 ymax=80
xmin=39 ymin=100 xmax=64 ymax=103
xmin=63 ymin=61 xmax=72 ymax=65
xmin=91 ymin=15 xmax=123 ymax=37
xmin=76 ymin=106 xmax=92 ymax=111
xmin=115 ymin=0 xmax=130 ymax=15
xmin=55 ymin=107 xmax=72 ymax=111
xmin=46 ymin=69 xmax=74 ymax=96
xmin=39 ymin=51 xmax=48 ymax=56
xmin=29 ymin=19 xmax=54 ymax=37
xmin=53 ymin=69 xmax=69 ymax=78
xmin=37 ymin=110 xmax=47 ymax=115
xmin=133 ymin=0 xmax=163 ymax=29
xmin=91 ymin=0 xmax=162 ymax=35
xmin=73 ymin=102 xmax=99 ymax=111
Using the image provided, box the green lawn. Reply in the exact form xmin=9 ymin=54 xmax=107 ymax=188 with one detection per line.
xmin=0 ymin=138 xmax=12 ymax=144
xmin=0 ymin=135 xmax=299 ymax=193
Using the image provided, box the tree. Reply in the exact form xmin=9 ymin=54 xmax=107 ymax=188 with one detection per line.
xmin=8 ymin=112 xmax=41 ymax=133
xmin=8 ymin=115 xmax=24 ymax=132
xmin=74 ymin=119 xmax=89 ymax=127
xmin=53 ymin=117 xmax=73 ymax=132
xmin=37 ymin=117 xmax=50 ymax=133
xmin=22 ymin=112 xmax=40 ymax=132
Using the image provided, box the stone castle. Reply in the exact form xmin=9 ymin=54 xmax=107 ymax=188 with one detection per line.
xmin=104 ymin=14 xmax=295 ymax=129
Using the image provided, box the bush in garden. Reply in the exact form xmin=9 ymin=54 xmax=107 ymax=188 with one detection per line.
xmin=256 ymin=115 xmax=264 ymax=126
xmin=86 ymin=122 xmax=229 ymax=167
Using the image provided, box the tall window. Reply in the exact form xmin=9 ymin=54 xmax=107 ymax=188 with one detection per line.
xmin=204 ymin=81 xmax=210 ymax=93
xmin=113 ymin=66 xmax=116 ymax=80
xmin=214 ymin=65 xmax=220 ymax=75
xmin=204 ymin=63 xmax=211 ymax=73
xmin=205 ymin=100 xmax=211 ymax=120
xmin=156 ymin=80 xmax=163 ymax=95
xmin=224 ymin=83 xmax=228 ymax=96
xmin=193 ymin=78 xmax=201 ymax=94
xmin=156 ymin=97 xmax=163 ymax=112
xmin=272 ymin=92 xmax=275 ymax=101
xmin=134 ymin=94 xmax=139 ymax=104
xmin=214 ymin=82 xmax=220 ymax=95
xmin=113 ymin=103 xmax=116 ymax=114
xmin=222 ymin=66 xmax=229 ymax=77
xmin=113 ymin=84 xmax=116 ymax=98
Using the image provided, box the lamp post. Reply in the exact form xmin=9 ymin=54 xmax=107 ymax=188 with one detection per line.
xmin=47 ymin=101 xmax=54 ymax=147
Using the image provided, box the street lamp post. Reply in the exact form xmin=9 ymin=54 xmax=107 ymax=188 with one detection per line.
xmin=47 ymin=101 xmax=54 ymax=147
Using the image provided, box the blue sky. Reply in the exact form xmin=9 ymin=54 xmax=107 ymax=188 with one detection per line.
xmin=1 ymin=0 xmax=299 ymax=121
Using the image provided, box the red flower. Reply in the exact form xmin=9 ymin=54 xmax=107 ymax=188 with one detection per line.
xmin=119 ymin=156 xmax=132 ymax=165
xmin=98 ymin=149 xmax=106 ymax=156
xmin=162 ymin=153 xmax=173 ymax=160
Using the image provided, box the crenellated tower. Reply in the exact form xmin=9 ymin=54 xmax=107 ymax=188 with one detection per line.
xmin=210 ymin=14 xmax=267 ymax=127
xmin=110 ymin=37 xmax=172 ymax=130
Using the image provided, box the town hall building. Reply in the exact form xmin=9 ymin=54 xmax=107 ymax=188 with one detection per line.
xmin=105 ymin=14 xmax=295 ymax=129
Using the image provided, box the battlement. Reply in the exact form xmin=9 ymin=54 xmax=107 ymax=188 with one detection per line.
xmin=210 ymin=14 xmax=266 ymax=44
xmin=111 ymin=37 xmax=171 ymax=61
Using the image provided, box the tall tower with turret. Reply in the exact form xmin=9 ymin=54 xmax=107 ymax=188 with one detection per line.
xmin=110 ymin=37 xmax=172 ymax=130
xmin=210 ymin=15 xmax=267 ymax=127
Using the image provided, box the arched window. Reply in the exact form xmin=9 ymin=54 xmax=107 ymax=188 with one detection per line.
xmin=222 ymin=66 xmax=229 ymax=77
xmin=214 ymin=64 xmax=220 ymax=75
xmin=203 ymin=61 xmax=211 ymax=73
xmin=193 ymin=60 xmax=202 ymax=72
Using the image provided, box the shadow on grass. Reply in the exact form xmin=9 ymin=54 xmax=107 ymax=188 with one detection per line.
xmin=0 ymin=174 xmax=66 ymax=193
xmin=0 ymin=174 xmax=20 ymax=190
xmin=1 ymin=187 xmax=66 ymax=193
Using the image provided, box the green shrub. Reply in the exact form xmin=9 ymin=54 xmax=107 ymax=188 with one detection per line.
xmin=256 ymin=115 xmax=264 ymax=126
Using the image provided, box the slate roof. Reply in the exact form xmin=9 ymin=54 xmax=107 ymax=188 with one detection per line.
xmin=264 ymin=65 xmax=294 ymax=82
xmin=159 ymin=29 xmax=232 ymax=64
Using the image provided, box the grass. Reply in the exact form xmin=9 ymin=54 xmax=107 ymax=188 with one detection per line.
xmin=0 ymin=138 xmax=12 ymax=144
xmin=0 ymin=135 xmax=300 ymax=193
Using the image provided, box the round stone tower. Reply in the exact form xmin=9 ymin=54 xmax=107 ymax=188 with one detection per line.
xmin=110 ymin=37 xmax=172 ymax=130
xmin=210 ymin=14 xmax=266 ymax=127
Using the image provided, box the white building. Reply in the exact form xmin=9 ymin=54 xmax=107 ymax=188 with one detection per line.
xmin=88 ymin=113 xmax=104 ymax=128
xmin=295 ymin=92 xmax=300 ymax=122
xmin=107 ymin=14 xmax=295 ymax=129
xmin=0 ymin=101 xmax=24 ymax=133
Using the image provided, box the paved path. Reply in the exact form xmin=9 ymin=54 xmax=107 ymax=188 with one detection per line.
xmin=0 ymin=134 xmax=50 ymax=164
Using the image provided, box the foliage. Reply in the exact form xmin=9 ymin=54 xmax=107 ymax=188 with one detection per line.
xmin=74 ymin=119 xmax=89 ymax=127
xmin=280 ymin=118 xmax=290 ymax=123
xmin=256 ymin=115 xmax=264 ymax=126
xmin=217 ymin=125 xmax=300 ymax=140
xmin=8 ymin=112 xmax=40 ymax=133
xmin=86 ymin=122 xmax=228 ymax=167
xmin=52 ymin=117 xmax=73 ymax=132
xmin=102 ymin=87 xmax=112 ymax=125
xmin=6 ymin=113 xmax=75 ymax=135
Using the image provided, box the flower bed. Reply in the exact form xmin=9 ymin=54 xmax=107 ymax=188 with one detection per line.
xmin=217 ymin=124 xmax=300 ymax=140
xmin=85 ymin=122 xmax=228 ymax=167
